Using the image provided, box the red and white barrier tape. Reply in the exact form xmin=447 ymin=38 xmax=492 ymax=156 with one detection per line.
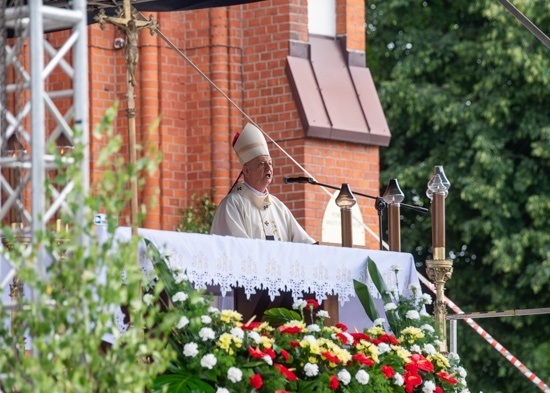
xmin=418 ymin=274 xmax=550 ymax=393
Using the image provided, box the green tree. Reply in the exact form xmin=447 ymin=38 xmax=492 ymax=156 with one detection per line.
xmin=0 ymin=104 xmax=176 ymax=391
xmin=367 ymin=0 xmax=550 ymax=391
xmin=177 ymin=193 xmax=217 ymax=234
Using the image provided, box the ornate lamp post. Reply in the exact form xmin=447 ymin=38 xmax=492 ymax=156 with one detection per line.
xmin=382 ymin=178 xmax=404 ymax=252
xmin=335 ymin=183 xmax=357 ymax=248
xmin=425 ymin=166 xmax=452 ymax=353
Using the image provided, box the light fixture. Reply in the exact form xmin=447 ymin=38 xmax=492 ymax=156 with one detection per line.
xmin=382 ymin=178 xmax=405 ymax=204
xmin=426 ymin=166 xmax=450 ymax=199
xmin=335 ymin=183 xmax=357 ymax=209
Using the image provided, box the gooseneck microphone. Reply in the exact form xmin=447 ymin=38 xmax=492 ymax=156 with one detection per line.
xmin=283 ymin=176 xmax=316 ymax=184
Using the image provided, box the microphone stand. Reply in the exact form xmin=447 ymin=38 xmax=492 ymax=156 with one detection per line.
xmin=300 ymin=178 xmax=428 ymax=250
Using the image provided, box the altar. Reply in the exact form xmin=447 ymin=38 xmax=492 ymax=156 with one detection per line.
xmin=102 ymin=227 xmax=421 ymax=330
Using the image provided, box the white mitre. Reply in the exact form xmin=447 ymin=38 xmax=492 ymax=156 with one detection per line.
xmin=232 ymin=123 xmax=269 ymax=165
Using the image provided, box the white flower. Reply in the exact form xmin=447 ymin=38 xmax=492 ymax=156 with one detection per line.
xmin=421 ymin=293 xmax=433 ymax=304
xmin=199 ymin=327 xmax=216 ymax=341
xmin=293 ymin=299 xmax=307 ymax=310
xmin=391 ymin=264 xmax=401 ymax=273
xmin=406 ymin=310 xmax=420 ymax=320
xmin=373 ymin=318 xmax=386 ymax=326
xmin=183 ymin=342 xmax=199 ymax=357
xmin=304 ymin=363 xmax=319 ymax=377
xmin=337 ymin=369 xmax=351 ymax=385
xmin=208 ymin=306 xmax=220 ymax=314
xmin=394 ymin=373 xmax=404 ymax=386
xmin=420 ymin=310 xmax=430 ymax=317
xmin=177 ymin=316 xmax=189 ymax=329
xmin=143 ymin=293 xmax=154 ymax=305
xmin=377 ymin=342 xmax=391 ymax=354
xmin=174 ymin=272 xmax=188 ymax=284
xmin=316 ymin=310 xmax=330 ymax=318
xmin=248 ymin=331 xmax=261 ymax=344
xmin=227 ymin=367 xmax=243 ymax=383
xmin=423 ymin=343 xmax=437 ymax=356
xmin=421 ymin=324 xmax=435 ymax=333
xmin=262 ymin=355 xmax=273 ymax=365
xmin=457 ymin=366 xmax=467 ymax=378
xmin=410 ymin=344 xmax=421 ymax=353
xmin=201 ymin=315 xmax=212 ymax=324
xmin=302 ymin=335 xmax=317 ymax=344
xmin=230 ymin=327 xmax=244 ymax=340
xmin=200 ymin=353 xmax=217 ymax=369
xmin=172 ymin=292 xmax=188 ymax=303
xmin=307 ymin=324 xmax=321 ymax=332
xmin=448 ymin=352 xmax=461 ymax=362
xmin=216 ymin=388 xmax=229 ymax=393
xmin=422 ymin=380 xmax=436 ymax=393
xmin=384 ymin=302 xmax=397 ymax=311
xmin=355 ymin=369 xmax=370 ymax=385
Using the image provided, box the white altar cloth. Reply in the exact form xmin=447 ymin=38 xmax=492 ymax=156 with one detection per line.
xmin=104 ymin=227 xmax=420 ymax=309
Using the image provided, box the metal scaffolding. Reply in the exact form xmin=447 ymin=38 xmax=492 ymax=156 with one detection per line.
xmin=0 ymin=0 xmax=88 ymax=311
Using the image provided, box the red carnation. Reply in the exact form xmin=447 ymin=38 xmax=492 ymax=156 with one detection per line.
xmin=279 ymin=325 xmax=303 ymax=334
xmin=250 ymin=373 xmax=263 ymax=389
xmin=437 ymin=371 xmax=458 ymax=384
xmin=352 ymin=353 xmax=374 ymax=366
xmin=381 ymin=365 xmax=395 ymax=378
xmin=306 ymin=299 xmax=319 ymax=310
xmin=335 ymin=332 xmax=349 ymax=345
xmin=335 ymin=322 xmax=348 ymax=331
xmin=329 ymin=375 xmax=339 ymax=390
xmin=290 ymin=341 xmax=300 ymax=348
xmin=435 ymin=387 xmax=443 ymax=393
xmin=349 ymin=332 xmax=371 ymax=345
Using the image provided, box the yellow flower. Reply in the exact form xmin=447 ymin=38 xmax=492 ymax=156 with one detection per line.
xmin=220 ymin=310 xmax=242 ymax=323
xmin=430 ymin=352 xmax=450 ymax=368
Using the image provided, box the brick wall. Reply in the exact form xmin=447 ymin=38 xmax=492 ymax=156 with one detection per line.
xmin=41 ymin=0 xmax=382 ymax=248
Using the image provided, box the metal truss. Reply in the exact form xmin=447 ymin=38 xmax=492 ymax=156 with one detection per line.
xmin=1 ymin=0 xmax=88 ymax=309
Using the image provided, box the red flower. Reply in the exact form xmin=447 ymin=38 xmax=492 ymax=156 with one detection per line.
xmin=404 ymin=372 xmax=422 ymax=393
xmin=250 ymin=373 xmax=263 ymax=389
xmin=322 ymin=351 xmax=340 ymax=363
xmin=329 ymin=375 xmax=339 ymax=390
xmin=248 ymin=345 xmax=265 ymax=359
xmin=264 ymin=347 xmax=276 ymax=359
xmin=241 ymin=321 xmax=263 ymax=331
xmin=278 ymin=325 xmax=303 ymax=334
xmin=275 ymin=391 xmax=293 ymax=393
xmin=435 ymin=387 xmax=443 ymax=393
xmin=379 ymin=333 xmax=400 ymax=345
xmin=352 ymin=353 xmax=374 ymax=366
xmin=349 ymin=332 xmax=371 ymax=345
xmin=381 ymin=365 xmax=395 ymax=378
xmin=335 ymin=322 xmax=348 ymax=331
xmin=306 ymin=299 xmax=319 ymax=310
xmin=280 ymin=349 xmax=290 ymax=361
xmin=410 ymin=354 xmax=434 ymax=372
xmin=437 ymin=371 xmax=458 ymax=384
xmin=290 ymin=341 xmax=300 ymax=348
xmin=274 ymin=363 xmax=298 ymax=381
xmin=335 ymin=332 xmax=349 ymax=345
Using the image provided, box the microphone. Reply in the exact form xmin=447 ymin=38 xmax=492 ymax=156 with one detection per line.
xmin=283 ymin=176 xmax=316 ymax=184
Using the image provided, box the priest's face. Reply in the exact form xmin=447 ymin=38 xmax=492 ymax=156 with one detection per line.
xmin=243 ymin=155 xmax=273 ymax=193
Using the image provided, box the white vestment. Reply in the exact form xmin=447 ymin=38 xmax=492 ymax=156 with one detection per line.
xmin=211 ymin=183 xmax=315 ymax=244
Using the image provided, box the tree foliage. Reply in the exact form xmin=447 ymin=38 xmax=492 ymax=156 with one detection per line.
xmin=368 ymin=0 xmax=550 ymax=391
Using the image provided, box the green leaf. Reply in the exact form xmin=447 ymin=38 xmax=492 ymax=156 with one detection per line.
xmin=367 ymin=257 xmax=400 ymax=332
xmin=353 ymin=279 xmax=379 ymax=323
xmin=151 ymin=373 xmax=215 ymax=393
xmin=263 ymin=307 xmax=302 ymax=325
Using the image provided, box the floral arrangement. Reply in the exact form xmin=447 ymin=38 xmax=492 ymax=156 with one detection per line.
xmin=146 ymin=243 xmax=470 ymax=393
